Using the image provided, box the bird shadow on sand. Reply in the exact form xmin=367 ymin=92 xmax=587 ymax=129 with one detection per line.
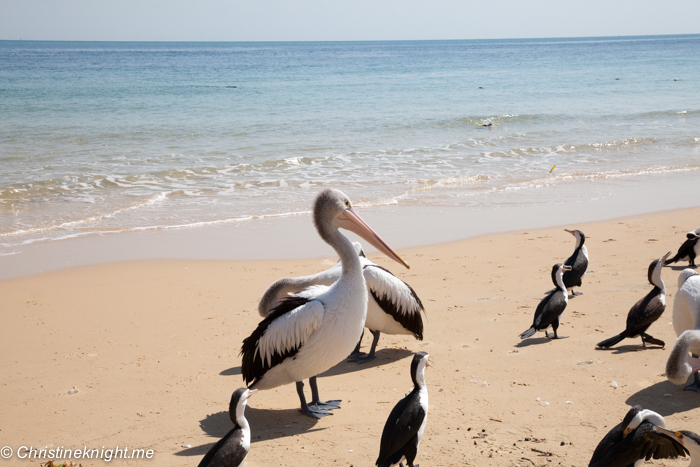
xmin=595 ymin=344 xmax=665 ymax=355
xmin=319 ymin=348 xmax=414 ymax=378
xmin=219 ymin=347 xmax=412 ymax=379
xmin=514 ymin=337 xmax=556 ymax=348
xmin=220 ymin=366 xmax=242 ymax=376
xmin=174 ymin=406 xmax=326 ymax=457
xmin=666 ymin=265 xmax=698 ymax=271
xmin=626 ymin=380 xmax=700 ymax=416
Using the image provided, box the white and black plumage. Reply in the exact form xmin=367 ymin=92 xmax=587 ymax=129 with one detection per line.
xmin=669 ymin=269 xmax=700 ymax=391
xmin=653 ymin=426 xmax=700 ymax=467
xmin=588 ymin=406 xmax=687 ymax=467
xmin=258 ymin=242 xmax=425 ymax=364
xmin=520 ymin=263 xmax=572 ymax=340
xmin=665 ymin=227 xmax=700 ymax=268
xmin=563 ymin=229 xmax=589 ymax=295
xmin=240 ymin=189 xmax=409 ymax=418
xmin=198 ymin=388 xmax=257 ymax=467
xmin=376 ymin=352 xmax=430 ymax=467
xmin=597 ymin=251 xmax=671 ymax=349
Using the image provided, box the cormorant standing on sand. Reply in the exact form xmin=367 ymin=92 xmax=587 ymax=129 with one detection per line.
xmin=563 ymin=229 xmax=589 ymax=296
xmin=597 ymin=252 xmax=671 ymax=349
xmin=665 ymin=228 xmax=700 ymax=268
xmin=520 ymin=263 xmax=572 ymax=340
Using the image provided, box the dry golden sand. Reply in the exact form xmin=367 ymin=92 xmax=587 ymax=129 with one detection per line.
xmin=2 ymin=208 xmax=700 ymax=466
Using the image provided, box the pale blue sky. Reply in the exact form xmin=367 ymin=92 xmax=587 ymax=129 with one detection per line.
xmin=1 ymin=0 xmax=698 ymax=41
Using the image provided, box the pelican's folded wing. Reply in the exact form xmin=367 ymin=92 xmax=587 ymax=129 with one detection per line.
xmin=242 ymin=296 xmax=325 ymax=386
xmin=364 ymin=264 xmax=424 ymax=339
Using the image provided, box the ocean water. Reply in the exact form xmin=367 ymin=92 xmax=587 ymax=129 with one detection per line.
xmin=1 ymin=35 xmax=699 ymax=256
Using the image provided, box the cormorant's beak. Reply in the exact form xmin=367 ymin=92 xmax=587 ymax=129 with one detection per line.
xmin=564 ymin=229 xmax=575 ymax=236
xmin=334 ymin=208 xmax=410 ymax=269
xmin=247 ymin=389 xmax=258 ymax=398
xmin=563 ymin=265 xmax=573 ymax=271
xmin=653 ymin=425 xmax=684 ymax=445
xmin=426 ymin=357 xmax=434 ymax=368
xmin=661 ymin=251 xmax=672 ymax=263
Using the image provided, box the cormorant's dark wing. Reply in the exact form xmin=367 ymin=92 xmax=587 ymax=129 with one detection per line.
xmin=667 ymin=238 xmax=696 ymax=264
xmin=364 ymin=264 xmax=425 ymax=339
xmin=588 ymin=421 xmax=624 ymax=465
xmin=589 ymin=422 xmax=687 ymax=467
xmin=626 ymin=289 xmax=665 ymax=335
xmin=533 ymin=291 xmax=567 ymax=330
xmin=376 ymin=391 xmax=424 ymax=466
xmin=241 ymin=296 xmax=324 ymax=387
xmin=563 ymin=249 xmax=588 ymax=288
xmin=198 ymin=427 xmax=248 ymax=467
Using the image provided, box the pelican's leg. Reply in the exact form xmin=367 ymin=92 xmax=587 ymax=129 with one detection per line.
xmin=641 ymin=333 xmax=665 ymax=348
xmin=684 ymin=355 xmax=700 ymax=392
xmin=296 ymin=381 xmax=332 ymax=418
xmin=349 ymin=330 xmax=380 ymax=364
xmin=347 ymin=329 xmax=366 ymax=359
xmin=307 ymin=376 xmax=341 ymax=410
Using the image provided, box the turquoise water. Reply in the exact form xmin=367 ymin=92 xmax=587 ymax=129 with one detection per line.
xmin=1 ymin=36 xmax=699 ymax=255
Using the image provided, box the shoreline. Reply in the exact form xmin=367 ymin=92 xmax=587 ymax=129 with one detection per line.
xmin=2 ymin=169 xmax=700 ymax=281
xmin=2 ymin=206 xmax=700 ymax=466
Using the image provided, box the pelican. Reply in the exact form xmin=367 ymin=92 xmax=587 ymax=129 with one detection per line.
xmin=589 ymin=406 xmax=687 ymax=467
xmin=197 ymin=388 xmax=256 ymax=467
xmin=653 ymin=426 xmax=700 ymax=466
xmin=240 ymin=189 xmax=409 ymax=418
xmin=665 ymin=227 xmax=700 ymax=268
xmin=597 ymin=252 xmax=671 ymax=349
xmin=669 ymin=269 xmax=700 ymax=391
xmin=520 ymin=263 xmax=572 ymax=340
xmin=563 ymin=229 xmax=588 ymax=296
xmin=258 ymin=242 xmax=425 ymax=364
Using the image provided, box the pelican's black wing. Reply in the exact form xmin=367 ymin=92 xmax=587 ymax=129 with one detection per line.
xmin=364 ymin=264 xmax=425 ymax=339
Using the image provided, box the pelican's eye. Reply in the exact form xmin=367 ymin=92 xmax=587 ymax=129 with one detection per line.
xmin=344 ymin=200 xmax=350 ymax=208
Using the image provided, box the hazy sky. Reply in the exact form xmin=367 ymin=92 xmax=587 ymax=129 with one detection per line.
xmin=1 ymin=0 xmax=698 ymax=42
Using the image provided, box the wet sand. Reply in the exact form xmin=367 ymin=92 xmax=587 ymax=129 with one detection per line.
xmin=2 ymin=207 xmax=700 ymax=466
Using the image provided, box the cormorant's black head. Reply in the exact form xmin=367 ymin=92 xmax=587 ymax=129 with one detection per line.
xmin=228 ymin=387 xmax=256 ymax=425
xmin=648 ymin=252 xmax=671 ymax=288
xmin=551 ymin=263 xmax=572 ymax=287
xmin=565 ymin=229 xmax=585 ymax=248
xmin=688 ymin=232 xmax=700 ymax=240
xmin=620 ymin=405 xmax=644 ymax=436
xmin=410 ymin=352 xmax=431 ymax=388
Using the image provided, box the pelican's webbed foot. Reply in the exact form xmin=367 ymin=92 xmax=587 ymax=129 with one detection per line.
xmin=684 ymin=373 xmax=700 ymax=393
xmin=308 ymin=400 xmax=341 ymax=410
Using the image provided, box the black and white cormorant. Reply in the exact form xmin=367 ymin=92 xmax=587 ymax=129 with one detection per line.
xmin=665 ymin=227 xmax=700 ymax=268
xmin=240 ymin=189 xmax=409 ymax=418
xmin=376 ymin=352 xmax=431 ymax=467
xmin=563 ymin=229 xmax=589 ymax=296
xmin=520 ymin=263 xmax=572 ymax=340
xmin=597 ymin=251 xmax=671 ymax=349
xmin=588 ymin=405 xmax=687 ymax=467
xmin=258 ymin=242 xmax=425 ymax=364
xmin=198 ymin=388 xmax=257 ymax=467
xmin=669 ymin=269 xmax=700 ymax=391
xmin=653 ymin=426 xmax=700 ymax=466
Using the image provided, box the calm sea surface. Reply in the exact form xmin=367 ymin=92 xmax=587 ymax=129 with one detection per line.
xmin=1 ymin=36 xmax=699 ymax=255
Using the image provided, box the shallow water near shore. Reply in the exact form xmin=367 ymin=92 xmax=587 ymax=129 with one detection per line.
xmin=1 ymin=35 xmax=700 ymax=262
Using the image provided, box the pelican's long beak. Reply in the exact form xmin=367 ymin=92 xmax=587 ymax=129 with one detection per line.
xmin=335 ymin=208 xmax=409 ymax=269
xmin=653 ymin=425 xmax=684 ymax=445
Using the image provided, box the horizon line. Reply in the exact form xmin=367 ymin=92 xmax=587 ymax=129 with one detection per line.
xmin=1 ymin=32 xmax=699 ymax=44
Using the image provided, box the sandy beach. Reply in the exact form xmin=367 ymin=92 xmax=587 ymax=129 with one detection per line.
xmin=2 ymin=206 xmax=700 ymax=466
